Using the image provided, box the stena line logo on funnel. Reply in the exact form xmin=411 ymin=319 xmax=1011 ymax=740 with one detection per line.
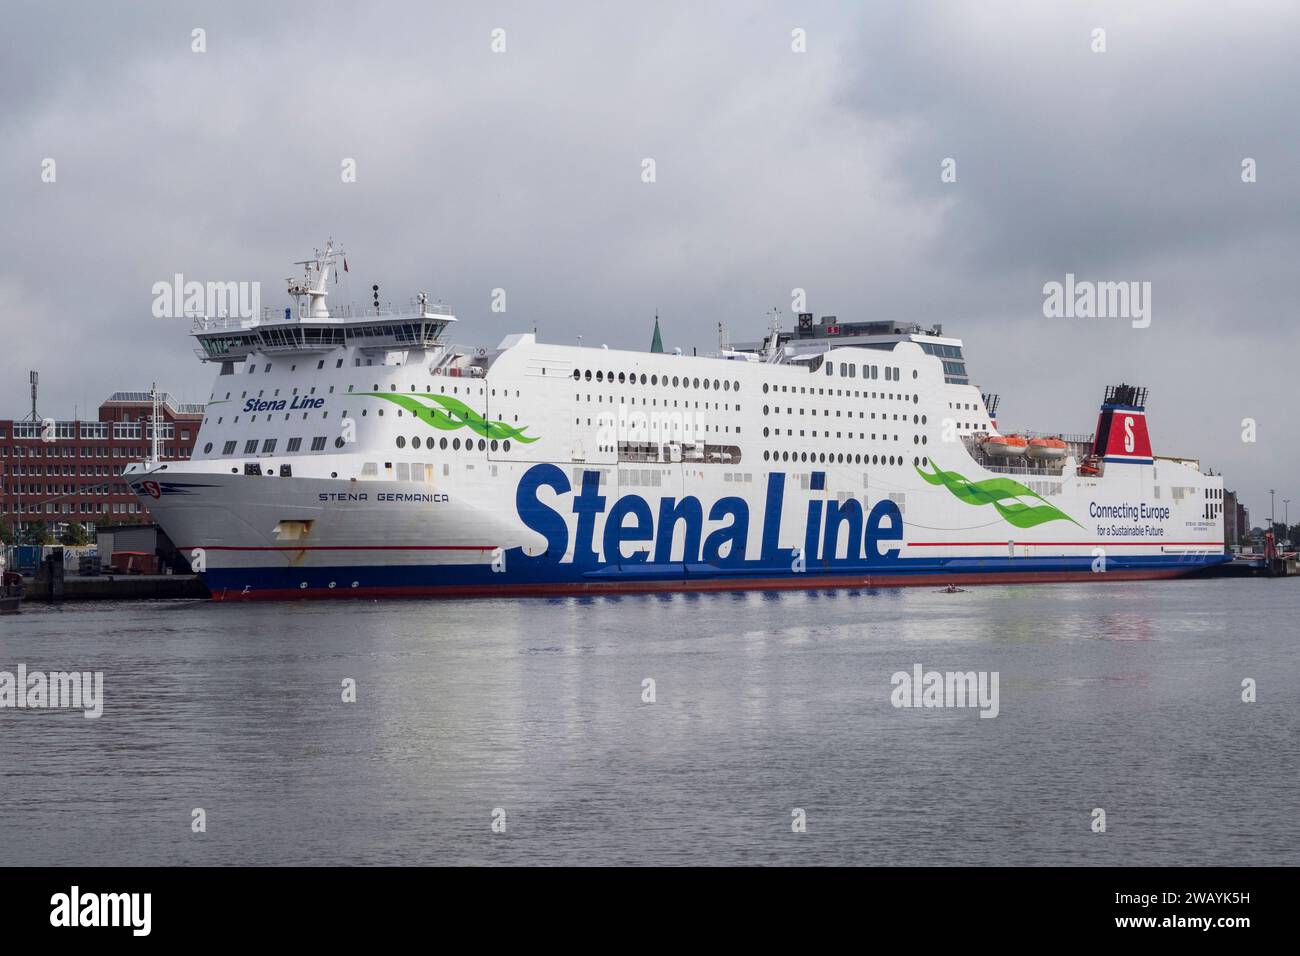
xmin=513 ymin=464 xmax=904 ymax=567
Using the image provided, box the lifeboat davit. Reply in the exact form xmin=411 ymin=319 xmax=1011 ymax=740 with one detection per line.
xmin=1026 ymin=436 xmax=1068 ymax=461
xmin=980 ymin=434 xmax=1028 ymax=457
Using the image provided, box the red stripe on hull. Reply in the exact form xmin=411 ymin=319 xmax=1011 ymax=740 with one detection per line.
xmin=209 ymin=567 xmax=1192 ymax=602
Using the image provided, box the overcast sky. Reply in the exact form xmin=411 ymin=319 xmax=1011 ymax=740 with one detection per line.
xmin=2 ymin=1 xmax=1296 ymax=521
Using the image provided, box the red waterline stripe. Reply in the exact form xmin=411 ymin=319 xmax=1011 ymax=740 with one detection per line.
xmin=180 ymin=544 xmax=497 ymax=552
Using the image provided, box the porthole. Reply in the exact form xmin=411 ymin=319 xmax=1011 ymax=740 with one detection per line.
xmin=203 ymin=442 xmax=213 ymax=453
xmin=585 ymin=370 xmax=592 ymax=381
xmin=596 ymin=371 xmax=604 ymax=382
xmin=490 ymin=440 xmax=498 ymax=451
xmin=478 ymin=439 xmax=486 ymax=451
xmin=703 ymin=378 xmax=710 ymax=390
xmin=396 ymin=436 xmax=406 ymax=448
xmin=440 ymin=437 xmax=448 ymax=449
xmin=503 ymin=440 xmax=511 ymax=451
xmin=412 ymin=436 xmax=422 ymax=449
xmin=763 ymin=450 xmax=770 ymax=461
xmin=692 ymin=378 xmax=700 ymax=388
xmin=572 ymin=369 xmax=580 ymax=380
xmin=763 ymin=427 xmax=769 ymax=437
xmin=913 ymin=369 xmax=918 ymax=379
xmin=733 ymin=381 xmax=739 ymax=391
xmin=763 ymin=383 xmax=769 ymax=393
xmin=651 ymin=375 xmax=658 ymax=385
xmin=618 ymin=372 xmax=625 ymax=384
xmin=334 ymin=437 xmax=345 ymax=448
xmin=922 ymin=436 xmax=927 ymax=445
xmin=640 ymin=373 xmax=647 ymax=384
xmin=453 ymin=438 xmax=461 ymax=450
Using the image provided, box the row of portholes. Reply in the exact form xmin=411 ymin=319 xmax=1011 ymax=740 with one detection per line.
xmin=574 ymin=369 xmax=740 ymax=392
xmin=297 ymin=581 xmax=360 ymax=590
xmin=395 ymin=435 xmax=511 ymax=452
xmin=761 ymin=396 xmax=920 ymax=411
xmin=762 ymin=415 xmax=928 ymax=436
xmin=763 ymin=451 xmax=929 ymax=468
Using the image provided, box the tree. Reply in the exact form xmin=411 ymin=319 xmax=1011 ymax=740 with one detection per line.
xmin=60 ymin=522 xmax=89 ymax=546
xmin=0 ymin=521 xmax=12 ymax=546
xmin=18 ymin=524 xmax=49 ymax=546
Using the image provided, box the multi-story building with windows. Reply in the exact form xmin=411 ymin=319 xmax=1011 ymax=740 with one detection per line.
xmin=0 ymin=391 xmax=204 ymax=539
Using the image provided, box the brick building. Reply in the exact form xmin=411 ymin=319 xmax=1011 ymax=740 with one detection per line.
xmin=0 ymin=391 xmax=204 ymax=539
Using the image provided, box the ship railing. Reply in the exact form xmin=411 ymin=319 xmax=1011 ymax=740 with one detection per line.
xmin=191 ymin=302 xmax=454 ymax=333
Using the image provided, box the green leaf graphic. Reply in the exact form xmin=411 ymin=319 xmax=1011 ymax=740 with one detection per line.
xmin=359 ymin=392 xmax=540 ymax=443
xmin=915 ymin=461 xmax=1081 ymax=529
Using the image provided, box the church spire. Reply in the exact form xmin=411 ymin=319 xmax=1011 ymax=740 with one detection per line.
xmin=650 ymin=312 xmax=664 ymax=353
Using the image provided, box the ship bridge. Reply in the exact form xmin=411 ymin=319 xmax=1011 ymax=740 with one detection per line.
xmin=190 ymin=241 xmax=457 ymax=362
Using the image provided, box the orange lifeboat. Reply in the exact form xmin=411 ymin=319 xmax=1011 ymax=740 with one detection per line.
xmin=1026 ymin=436 xmax=1068 ymax=461
xmin=980 ymin=434 xmax=1028 ymax=458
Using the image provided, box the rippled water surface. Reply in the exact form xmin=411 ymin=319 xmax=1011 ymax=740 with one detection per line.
xmin=2 ymin=578 xmax=1297 ymax=865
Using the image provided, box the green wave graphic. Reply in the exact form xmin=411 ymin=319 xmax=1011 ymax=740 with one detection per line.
xmin=916 ymin=462 xmax=1081 ymax=529
xmin=360 ymin=392 xmax=539 ymax=443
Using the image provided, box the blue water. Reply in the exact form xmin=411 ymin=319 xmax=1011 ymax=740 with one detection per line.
xmin=1 ymin=578 xmax=1296 ymax=865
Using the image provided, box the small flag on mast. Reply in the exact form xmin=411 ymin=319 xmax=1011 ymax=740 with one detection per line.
xmin=343 ymin=257 xmax=349 ymax=273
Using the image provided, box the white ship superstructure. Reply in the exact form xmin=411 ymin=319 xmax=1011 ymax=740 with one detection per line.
xmin=126 ymin=244 xmax=1228 ymax=600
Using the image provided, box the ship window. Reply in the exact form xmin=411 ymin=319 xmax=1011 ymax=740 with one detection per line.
xmin=222 ymin=441 xmax=237 ymax=455
xmin=440 ymin=437 xmax=448 ymax=449
xmin=244 ymin=440 xmax=258 ymax=454
xmin=503 ymin=440 xmax=511 ymax=451
xmin=335 ymin=437 xmax=346 ymax=448
xmin=262 ymin=439 xmax=277 ymax=453
xmin=396 ymin=436 xmax=406 ymax=448
xmin=412 ymin=436 xmax=422 ymax=449
xmin=573 ymin=369 xmax=580 ymax=380
xmin=311 ymin=437 xmax=326 ymax=451
xmin=203 ymin=442 xmax=213 ymax=454
xmin=585 ymin=370 xmax=592 ymax=381
xmin=478 ymin=439 xmax=486 ymax=451
xmin=287 ymin=438 xmax=302 ymax=452
xmin=453 ymin=438 xmax=460 ymax=450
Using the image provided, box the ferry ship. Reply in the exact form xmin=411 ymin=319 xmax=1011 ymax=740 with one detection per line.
xmin=125 ymin=243 xmax=1230 ymax=600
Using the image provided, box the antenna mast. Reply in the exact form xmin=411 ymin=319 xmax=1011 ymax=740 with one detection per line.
xmin=149 ymin=383 xmax=161 ymax=465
